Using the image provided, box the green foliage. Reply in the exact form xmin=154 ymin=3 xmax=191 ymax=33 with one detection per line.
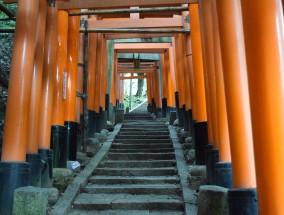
xmin=0 ymin=1 xmax=17 ymax=28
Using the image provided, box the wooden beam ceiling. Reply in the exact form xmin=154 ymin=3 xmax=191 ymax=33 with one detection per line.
xmin=114 ymin=43 xmax=170 ymax=53
xmin=57 ymin=0 xmax=197 ymax=10
xmin=88 ymin=16 xmax=183 ymax=29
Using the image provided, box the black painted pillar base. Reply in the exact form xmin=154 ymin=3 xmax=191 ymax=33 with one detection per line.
xmin=79 ymin=113 xmax=84 ymax=152
xmin=26 ymin=153 xmax=43 ymax=187
xmin=0 ymin=162 xmax=30 ymax=215
xmin=228 ymin=188 xmax=258 ymax=215
xmin=86 ymin=110 xmax=96 ymax=138
xmin=105 ymin=94 xmax=110 ymax=120
xmin=205 ymin=144 xmax=213 ymax=183
xmin=194 ymin=121 xmax=209 ymax=165
xmin=208 ymin=148 xmax=219 ymax=185
xmin=38 ymin=149 xmax=53 ymax=188
xmin=162 ymin=98 xmax=167 ymax=118
xmin=156 ymin=108 xmax=162 ymax=118
xmin=178 ymin=107 xmax=184 ymax=127
xmin=50 ymin=125 xmax=67 ymax=168
xmin=65 ymin=121 xmax=78 ymax=161
xmin=169 ymin=110 xmax=177 ymax=125
xmin=214 ymin=162 xmax=233 ymax=188
xmin=147 ymin=104 xmax=151 ymax=113
xmin=99 ymin=110 xmax=107 ymax=129
xmin=94 ymin=111 xmax=101 ymax=133
xmin=183 ymin=108 xmax=190 ymax=132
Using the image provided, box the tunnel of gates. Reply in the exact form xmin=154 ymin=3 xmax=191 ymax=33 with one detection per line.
xmin=0 ymin=0 xmax=284 ymax=214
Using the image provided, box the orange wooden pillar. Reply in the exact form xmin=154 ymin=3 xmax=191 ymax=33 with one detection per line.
xmin=50 ymin=10 xmax=68 ymax=168
xmin=110 ymin=52 xmax=118 ymax=107
xmin=168 ymin=47 xmax=177 ymax=108
xmin=198 ymin=0 xmax=220 ymax=183
xmin=86 ymin=19 xmax=98 ymax=136
xmin=182 ymin=33 xmax=194 ymax=132
xmin=182 ymin=5 xmax=195 ymax=132
xmin=155 ymin=67 xmax=162 ymax=116
xmin=199 ymin=0 xmax=218 ymax=149
xmin=215 ymin=0 xmax=257 ymax=213
xmin=37 ymin=3 xmax=58 ymax=187
xmin=146 ymin=73 xmax=152 ymax=112
xmin=75 ymin=13 xmax=86 ymax=124
xmin=98 ymin=37 xmax=108 ymax=129
xmin=52 ymin=10 xmax=68 ymax=128
xmin=0 ymin=0 xmax=39 ymax=213
xmin=240 ymin=0 xmax=284 ymax=214
xmin=64 ymin=10 xmax=80 ymax=161
xmin=26 ymin=0 xmax=47 ymax=187
xmin=211 ymin=0 xmax=232 ymax=188
xmin=161 ymin=53 xmax=169 ymax=117
xmin=189 ymin=4 xmax=210 ymax=166
xmin=94 ymin=33 xmax=103 ymax=114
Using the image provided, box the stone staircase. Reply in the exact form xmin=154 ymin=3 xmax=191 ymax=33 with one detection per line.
xmin=69 ymin=113 xmax=185 ymax=215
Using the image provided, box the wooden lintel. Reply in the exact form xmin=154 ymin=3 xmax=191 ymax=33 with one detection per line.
xmin=120 ymin=75 xmax=147 ymax=80
xmin=105 ymin=33 xmax=175 ymax=40
xmin=88 ymin=17 xmax=183 ymax=29
xmin=115 ymin=43 xmax=170 ymax=53
xmin=118 ymin=70 xmax=155 ymax=73
xmin=57 ymin=0 xmax=197 ymax=10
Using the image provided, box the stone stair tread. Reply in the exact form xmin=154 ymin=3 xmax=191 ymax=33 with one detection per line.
xmin=83 ymin=184 xmax=181 ymax=195
xmin=95 ymin=167 xmax=176 ymax=171
xmin=99 ymin=160 xmax=176 ymax=168
xmin=109 ymin=148 xmax=174 ymax=153
xmin=69 ymin=209 xmax=184 ymax=215
xmin=73 ymin=193 xmax=184 ymax=210
xmin=89 ymin=175 xmax=179 ymax=182
xmin=85 ymin=184 xmax=181 ymax=189
xmin=112 ymin=143 xmax=173 ymax=149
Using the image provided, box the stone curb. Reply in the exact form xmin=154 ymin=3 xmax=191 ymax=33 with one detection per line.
xmin=48 ymin=124 xmax=122 ymax=215
xmin=169 ymin=125 xmax=198 ymax=215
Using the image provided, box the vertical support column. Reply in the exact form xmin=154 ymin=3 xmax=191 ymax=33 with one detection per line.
xmin=38 ymin=2 xmax=58 ymax=188
xmin=64 ymin=10 xmax=80 ymax=161
xmin=182 ymin=5 xmax=194 ymax=132
xmin=146 ymin=73 xmax=152 ymax=113
xmin=76 ymin=13 xmax=86 ymax=151
xmin=173 ymin=35 xmax=185 ymax=127
xmin=87 ymin=17 xmax=98 ymax=137
xmin=215 ymin=0 xmax=257 ymax=213
xmin=26 ymin=0 xmax=47 ymax=187
xmin=161 ymin=54 xmax=168 ymax=118
xmin=199 ymin=0 xmax=219 ymax=183
xmin=189 ymin=4 xmax=209 ymax=165
xmin=0 ymin=0 xmax=39 ymax=214
xmin=211 ymin=0 xmax=232 ymax=188
xmin=155 ymin=68 xmax=162 ymax=117
xmin=240 ymin=0 xmax=284 ymax=214
xmin=182 ymin=34 xmax=193 ymax=132
xmin=99 ymin=37 xmax=108 ymax=129
xmin=94 ymin=33 xmax=103 ymax=131
xmin=51 ymin=10 xmax=68 ymax=169
xmin=199 ymin=0 xmax=218 ymax=148
xmin=168 ymin=46 xmax=177 ymax=121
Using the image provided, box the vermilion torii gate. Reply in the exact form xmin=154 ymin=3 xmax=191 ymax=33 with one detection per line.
xmin=1 ymin=0 xmax=284 ymax=214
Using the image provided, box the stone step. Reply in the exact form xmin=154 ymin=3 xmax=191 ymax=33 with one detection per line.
xmin=99 ymin=160 xmax=176 ymax=168
xmin=112 ymin=143 xmax=173 ymax=149
xmin=69 ymin=209 xmax=184 ymax=215
xmin=109 ymin=148 xmax=174 ymax=153
xmin=120 ymin=128 xmax=168 ymax=132
xmin=114 ymin=139 xmax=172 ymax=144
xmin=93 ymin=167 xmax=177 ymax=176
xmin=73 ymin=193 xmax=184 ymax=211
xmin=122 ymin=125 xmax=167 ymax=128
xmin=83 ymin=184 xmax=182 ymax=196
xmin=106 ymin=152 xmax=175 ymax=160
xmin=119 ymin=131 xmax=170 ymax=135
xmin=88 ymin=175 xmax=180 ymax=185
xmin=116 ymin=135 xmax=170 ymax=139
